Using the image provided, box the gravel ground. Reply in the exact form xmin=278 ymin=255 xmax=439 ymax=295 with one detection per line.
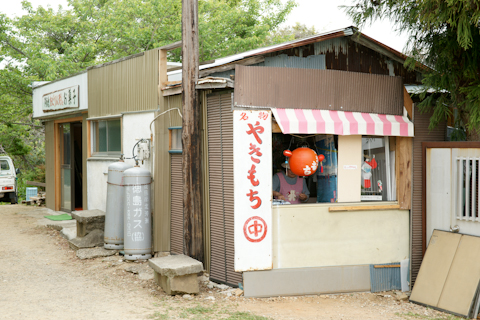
xmin=0 ymin=204 xmax=462 ymax=320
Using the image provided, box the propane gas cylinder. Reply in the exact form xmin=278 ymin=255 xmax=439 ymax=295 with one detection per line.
xmin=123 ymin=165 xmax=152 ymax=260
xmin=104 ymin=159 xmax=133 ymax=250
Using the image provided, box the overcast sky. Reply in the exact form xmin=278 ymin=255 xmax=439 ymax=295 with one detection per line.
xmin=2 ymin=0 xmax=410 ymax=53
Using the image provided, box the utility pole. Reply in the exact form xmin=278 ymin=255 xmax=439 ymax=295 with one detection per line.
xmin=182 ymin=0 xmax=203 ymax=262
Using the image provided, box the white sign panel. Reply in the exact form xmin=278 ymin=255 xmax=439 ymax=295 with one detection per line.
xmin=234 ymin=110 xmax=272 ymax=272
xmin=42 ymin=85 xmax=79 ymax=112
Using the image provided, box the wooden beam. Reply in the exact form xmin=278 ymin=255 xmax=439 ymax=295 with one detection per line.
xmin=158 ymin=41 xmax=182 ymax=51
xmin=403 ymin=86 xmax=413 ymax=119
xmin=396 ymin=137 xmax=413 ymax=210
xmin=329 ymin=204 xmax=401 ymax=212
xmin=182 ymin=0 xmax=204 ymax=263
xmin=26 ymin=181 xmax=46 ymax=188
xmin=199 ymin=55 xmax=265 ymax=78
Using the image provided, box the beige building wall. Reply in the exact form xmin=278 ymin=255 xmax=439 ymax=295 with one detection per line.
xmin=272 ymin=203 xmax=409 ymax=268
xmin=337 ymin=135 xmax=362 ymax=202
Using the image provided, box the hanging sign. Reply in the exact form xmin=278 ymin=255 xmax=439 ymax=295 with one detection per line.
xmin=234 ymin=109 xmax=272 ymax=272
xmin=42 ymin=85 xmax=79 ymax=112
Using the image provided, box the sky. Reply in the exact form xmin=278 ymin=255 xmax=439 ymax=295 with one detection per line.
xmin=2 ymin=0 xmax=410 ymax=53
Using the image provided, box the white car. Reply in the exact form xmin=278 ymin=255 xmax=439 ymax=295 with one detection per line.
xmin=0 ymin=156 xmax=19 ymax=204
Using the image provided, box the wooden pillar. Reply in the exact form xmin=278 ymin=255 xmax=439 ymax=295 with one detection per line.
xmin=182 ymin=0 xmax=204 ymax=262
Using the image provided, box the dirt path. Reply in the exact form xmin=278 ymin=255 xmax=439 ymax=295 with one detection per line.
xmin=0 ymin=205 xmax=459 ymax=320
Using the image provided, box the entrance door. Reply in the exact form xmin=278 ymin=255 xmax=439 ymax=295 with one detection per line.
xmin=59 ymin=122 xmax=83 ymax=212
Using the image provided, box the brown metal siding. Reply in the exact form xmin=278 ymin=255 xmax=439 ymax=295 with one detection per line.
xmin=87 ymin=49 xmax=159 ymax=118
xmin=170 ymin=153 xmax=184 ymax=254
xmin=261 ymin=37 xmax=419 ymax=84
xmin=45 ymin=120 xmax=55 ymax=210
xmin=411 ymin=105 xmax=446 ymax=284
xmin=153 ymin=94 xmax=183 ymax=252
xmin=207 ymin=91 xmax=242 ymax=286
xmin=234 ymin=65 xmax=404 ymax=115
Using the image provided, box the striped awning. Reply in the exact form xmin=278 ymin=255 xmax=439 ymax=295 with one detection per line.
xmin=271 ymin=108 xmax=414 ymax=137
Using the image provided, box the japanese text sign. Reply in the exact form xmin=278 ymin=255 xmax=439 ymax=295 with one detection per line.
xmin=42 ymin=85 xmax=79 ymax=112
xmin=234 ymin=110 xmax=272 ymax=272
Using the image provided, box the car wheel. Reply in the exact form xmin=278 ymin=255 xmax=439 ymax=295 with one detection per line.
xmin=10 ymin=193 xmax=17 ymax=204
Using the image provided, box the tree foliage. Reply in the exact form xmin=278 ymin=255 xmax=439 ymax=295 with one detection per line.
xmin=345 ymin=0 xmax=480 ymax=140
xmin=263 ymin=22 xmax=318 ymax=46
xmin=0 ymin=0 xmax=296 ymax=191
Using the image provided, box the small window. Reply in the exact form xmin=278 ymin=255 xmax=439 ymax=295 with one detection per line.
xmin=361 ymin=136 xmax=395 ymax=201
xmin=91 ymin=119 xmax=121 ymax=155
xmin=455 ymin=157 xmax=479 ymax=221
xmin=0 ymin=160 xmax=10 ymax=172
xmin=169 ymin=127 xmax=182 ymax=152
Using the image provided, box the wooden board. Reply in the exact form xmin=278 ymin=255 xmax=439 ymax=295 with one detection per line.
xmin=396 ymin=136 xmax=412 ymax=209
xmin=410 ymin=230 xmax=462 ymax=307
xmin=437 ymin=235 xmax=480 ymax=316
xmin=329 ymin=204 xmax=400 ymax=212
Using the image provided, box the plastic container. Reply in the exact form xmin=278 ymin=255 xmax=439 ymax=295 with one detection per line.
xmin=26 ymin=187 xmax=38 ymax=201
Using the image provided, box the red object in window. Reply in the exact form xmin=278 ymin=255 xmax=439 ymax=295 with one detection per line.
xmin=283 ymin=147 xmax=319 ymax=176
xmin=366 ymin=157 xmax=377 ymax=169
xmin=364 ymin=179 xmax=371 ymax=189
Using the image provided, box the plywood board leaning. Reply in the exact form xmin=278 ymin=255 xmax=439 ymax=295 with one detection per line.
xmin=437 ymin=235 xmax=480 ymax=317
xmin=410 ymin=230 xmax=462 ymax=307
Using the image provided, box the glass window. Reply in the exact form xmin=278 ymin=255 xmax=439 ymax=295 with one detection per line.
xmin=170 ymin=128 xmax=182 ymax=151
xmin=361 ymin=136 xmax=395 ymax=201
xmin=0 ymin=160 xmax=10 ymax=172
xmin=92 ymin=119 xmax=121 ymax=155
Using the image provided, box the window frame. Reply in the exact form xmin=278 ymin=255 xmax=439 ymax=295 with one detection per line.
xmin=89 ymin=116 xmax=123 ymax=157
xmin=169 ymin=127 xmax=183 ymax=154
xmin=360 ymin=136 xmax=396 ymax=202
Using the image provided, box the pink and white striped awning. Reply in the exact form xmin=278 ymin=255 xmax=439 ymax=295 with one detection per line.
xmin=271 ymin=108 xmax=414 ymax=137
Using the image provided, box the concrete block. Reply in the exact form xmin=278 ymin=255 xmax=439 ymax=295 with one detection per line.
xmin=148 ymin=254 xmax=203 ymax=277
xmin=149 ymin=254 xmax=204 ymax=295
xmin=76 ymin=247 xmax=117 ymax=260
xmin=154 ymin=273 xmax=199 ymax=295
xmin=71 ymin=209 xmax=105 ymax=237
xmin=69 ymin=229 xmax=104 ymax=251
xmin=243 ymin=265 xmax=371 ymax=298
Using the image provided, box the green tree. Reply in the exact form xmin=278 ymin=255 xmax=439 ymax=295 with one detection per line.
xmin=0 ymin=0 xmax=295 ymax=183
xmin=345 ymin=0 xmax=480 ymax=140
xmin=263 ymin=22 xmax=318 ymax=46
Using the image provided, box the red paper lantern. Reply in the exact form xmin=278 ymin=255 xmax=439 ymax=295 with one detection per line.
xmin=283 ymin=147 xmax=319 ymax=176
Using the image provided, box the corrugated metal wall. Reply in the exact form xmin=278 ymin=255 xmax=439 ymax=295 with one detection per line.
xmin=207 ymin=91 xmax=242 ymax=286
xmin=234 ymin=65 xmax=404 ymax=115
xmin=45 ymin=120 xmax=55 ymax=210
xmin=87 ymin=49 xmax=159 ymax=118
xmin=153 ymin=94 xmax=183 ymax=252
xmin=411 ymin=105 xmax=446 ymax=284
xmin=170 ymin=153 xmax=184 ymax=254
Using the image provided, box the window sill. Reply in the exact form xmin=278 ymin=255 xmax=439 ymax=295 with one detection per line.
xmin=87 ymin=156 xmax=122 ymax=161
xmin=329 ymin=203 xmax=400 ymax=212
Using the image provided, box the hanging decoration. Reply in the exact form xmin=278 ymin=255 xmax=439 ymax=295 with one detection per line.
xmin=283 ymin=147 xmax=320 ymax=176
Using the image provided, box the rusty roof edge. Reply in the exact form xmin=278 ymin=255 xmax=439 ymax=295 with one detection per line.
xmin=351 ymin=31 xmax=430 ymax=73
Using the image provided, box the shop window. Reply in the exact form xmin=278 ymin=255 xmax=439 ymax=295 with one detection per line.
xmin=361 ymin=136 xmax=396 ymax=201
xmin=272 ymin=133 xmax=338 ymax=204
xmin=169 ymin=127 xmax=182 ymax=153
xmin=91 ymin=119 xmax=121 ymax=155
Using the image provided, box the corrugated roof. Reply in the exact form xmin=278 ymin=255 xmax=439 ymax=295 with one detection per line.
xmin=168 ymin=26 xmax=418 ymax=79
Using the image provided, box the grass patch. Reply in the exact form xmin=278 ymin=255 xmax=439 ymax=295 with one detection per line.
xmin=396 ymin=311 xmax=463 ymax=320
xmin=226 ymin=311 xmax=272 ymax=320
xmin=150 ymin=311 xmax=169 ymax=320
xmin=185 ymin=304 xmax=215 ymax=315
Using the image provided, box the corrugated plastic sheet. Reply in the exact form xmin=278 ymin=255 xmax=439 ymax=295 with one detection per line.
xmin=370 ymin=262 xmax=402 ymax=293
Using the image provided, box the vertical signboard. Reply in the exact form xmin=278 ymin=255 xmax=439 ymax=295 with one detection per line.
xmin=234 ymin=109 xmax=272 ymax=271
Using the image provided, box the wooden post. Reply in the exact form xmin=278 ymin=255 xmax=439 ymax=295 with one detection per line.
xmin=182 ymin=0 xmax=203 ymax=262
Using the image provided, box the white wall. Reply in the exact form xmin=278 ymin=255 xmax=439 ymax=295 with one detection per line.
xmin=272 ymin=202 xmax=410 ymax=268
xmin=86 ymin=112 xmax=155 ymax=211
xmin=32 ymin=73 xmax=88 ymax=118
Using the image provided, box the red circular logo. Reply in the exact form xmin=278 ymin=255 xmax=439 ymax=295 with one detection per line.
xmin=243 ymin=216 xmax=267 ymax=243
